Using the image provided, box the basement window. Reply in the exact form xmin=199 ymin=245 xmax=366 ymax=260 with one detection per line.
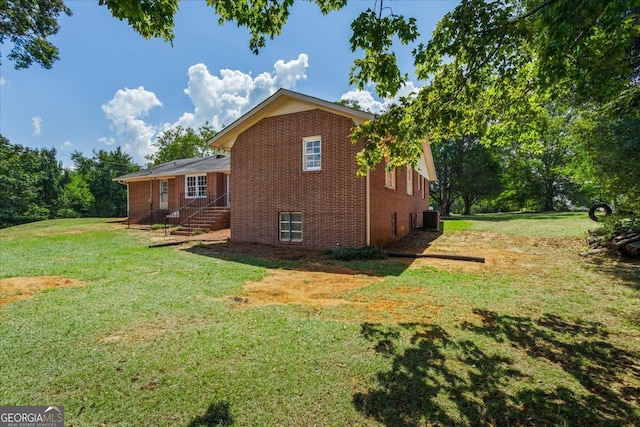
xmin=279 ymin=212 xmax=302 ymax=242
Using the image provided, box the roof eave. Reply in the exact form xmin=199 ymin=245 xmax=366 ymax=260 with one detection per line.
xmin=113 ymin=174 xmax=178 ymax=183
xmin=208 ymin=88 xmax=374 ymax=149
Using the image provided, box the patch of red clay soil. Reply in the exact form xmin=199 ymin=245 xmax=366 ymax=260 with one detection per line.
xmin=235 ymin=269 xmax=384 ymax=308
xmin=208 ymin=229 xmax=575 ymax=322
xmin=150 ymin=228 xmax=569 ymax=322
xmin=0 ymin=276 xmax=86 ymax=306
xmin=219 ymin=270 xmax=445 ymax=323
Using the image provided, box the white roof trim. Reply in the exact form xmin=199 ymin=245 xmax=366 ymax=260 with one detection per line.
xmin=416 ymin=139 xmax=437 ymax=182
xmin=208 ymin=88 xmax=374 ymax=149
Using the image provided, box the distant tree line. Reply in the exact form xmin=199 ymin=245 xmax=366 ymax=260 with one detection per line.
xmin=3 ymin=98 xmax=639 ymax=228
xmin=0 ymin=135 xmax=140 ymax=227
xmin=0 ymin=122 xmax=218 ymax=228
xmin=429 ymin=103 xmax=640 ymax=216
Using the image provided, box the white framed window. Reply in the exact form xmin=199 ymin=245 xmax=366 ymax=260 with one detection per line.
xmin=303 ymin=136 xmax=321 ymax=171
xmin=385 ymin=158 xmax=396 ymax=190
xmin=406 ymin=166 xmax=414 ymax=195
xmin=186 ymin=174 xmax=207 ymax=198
xmin=279 ymin=212 xmax=303 ymax=242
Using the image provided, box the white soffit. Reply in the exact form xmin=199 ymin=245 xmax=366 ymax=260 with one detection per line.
xmin=416 ymin=140 xmax=437 ymax=182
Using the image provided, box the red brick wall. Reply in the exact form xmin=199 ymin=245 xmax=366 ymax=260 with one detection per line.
xmin=368 ymin=165 xmax=431 ymax=247
xmin=168 ymin=178 xmax=179 ymax=209
xmin=127 ymin=179 xmax=176 ymax=212
xmin=126 ymin=172 xmax=227 ymax=215
xmin=230 ymin=109 xmax=367 ymax=250
xmin=127 ymin=181 xmax=152 ymax=213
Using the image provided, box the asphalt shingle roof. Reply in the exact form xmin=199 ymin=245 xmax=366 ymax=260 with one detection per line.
xmin=115 ymin=155 xmax=230 ymax=181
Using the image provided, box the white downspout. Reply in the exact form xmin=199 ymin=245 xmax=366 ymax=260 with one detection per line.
xmin=366 ymin=169 xmax=370 ymax=246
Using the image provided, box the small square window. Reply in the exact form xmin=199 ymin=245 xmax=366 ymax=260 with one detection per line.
xmin=279 ymin=212 xmax=302 ymax=242
xmin=303 ymin=137 xmax=321 ymax=171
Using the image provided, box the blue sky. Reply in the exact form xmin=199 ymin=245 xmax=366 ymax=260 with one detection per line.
xmin=1 ymin=0 xmax=459 ymax=167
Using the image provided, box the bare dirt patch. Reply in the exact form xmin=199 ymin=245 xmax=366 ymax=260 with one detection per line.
xmin=147 ymin=228 xmax=232 ymax=245
xmin=0 ymin=276 xmax=87 ymax=307
xmin=219 ymin=269 xmax=449 ymax=323
xmin=98 ymin=318 xmax=180 ymax=343
xmin=386 ymin=229 xmax=582 ymax=274
xmin=152 ymin=227 xmax=600 ymax=322
xmin=211 ymin=229 xmax=588 ymax=319
xmin=223 ymin=269 xmax=384 ymax=308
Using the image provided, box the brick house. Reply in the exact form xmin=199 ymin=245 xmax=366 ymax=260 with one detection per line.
xmin=208 ymin=89 xmax=436 ymax=249
xmin=115 ymin=155 xmax=230 ymax=231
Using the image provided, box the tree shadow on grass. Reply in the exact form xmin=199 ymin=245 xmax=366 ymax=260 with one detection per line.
xmin=187 ymin=401 xmax=233 ymax=427
xmin=184 ymin=240 xmax=409 ymax=277
xmin=354 ymin=312 xmax=640 ymax=426
xmin=585 ymin=256 xmax=640 ymax=292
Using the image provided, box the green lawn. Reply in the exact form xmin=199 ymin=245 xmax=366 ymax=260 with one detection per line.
xmin=1 ymin=214 xmax=638 ymax=426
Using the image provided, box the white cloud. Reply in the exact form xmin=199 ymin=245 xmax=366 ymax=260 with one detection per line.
xmin=102 ymin=55 xmax=310 ymax=163
xmin=340 ymin=81 xmax=422 ymax=114
xmin=272 ymin=54 xmax=308 ymax=89
xmin=101 ymin=86 xmax=162 ymax=163
xmin=339 ymin=90 xmax=387 ymax=114
xmin=32 ymin=116 xmax=42 ymax=135
xmin=98 ymin=137 xmax=115 ymax=146
xmin=61 ymin=140 xmax=73 ymax=150
xmin=176 ymin=53 xmax=309 ymax=129
xmin=0 ymin=77 xmax=6 ymax=86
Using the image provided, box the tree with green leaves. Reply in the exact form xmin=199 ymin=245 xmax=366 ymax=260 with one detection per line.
xmin=71 ymin=148 xmax=140 ymax=217
xmin=6 ymin=0 xmax=638 ymax=209
xmin=454 ymin=136 xmax=502 ymax=215
xmin=146 ymin=122 xmax=217 ymax=165
xmin=59 ymin=171 xmax=95 ymax=217
xmin=0 ymin=0 xmax=72 ymax=68
xmin=358 ymin=0 xmax=639 ymax=173
xmin=429 ymin=140 xmax=456 ymax=217
xmin=491 ymin=103 xmax=587 ymax=212
xmin=568 ymin=109 xmax=640 ymax=213
xmin=430 ymin=135 xmax=502 ymax=216
xmin=0 ymin=136 xmax=64 ymax=226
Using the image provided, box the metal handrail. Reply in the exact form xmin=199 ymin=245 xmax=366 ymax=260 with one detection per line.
xmin=165 ymin=192 xmax=228 ymax=235
xmin=127 ymin=210 xmax=170 ymax=228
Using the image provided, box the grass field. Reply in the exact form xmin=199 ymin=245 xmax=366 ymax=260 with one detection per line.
xmin=1 ymin=213 xmax=638 ymax=426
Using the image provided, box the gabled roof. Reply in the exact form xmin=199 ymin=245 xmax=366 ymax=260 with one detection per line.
xmin=114 ymin=155 xmax=230 ymax=182
xmin=208 ymin=88 xmax=375 ymax=150
xmin=207 ymin=88 xmax=437 ymax=181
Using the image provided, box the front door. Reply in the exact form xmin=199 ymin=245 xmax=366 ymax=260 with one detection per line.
xmin=159 ymin=180 xmax=168 ymax=210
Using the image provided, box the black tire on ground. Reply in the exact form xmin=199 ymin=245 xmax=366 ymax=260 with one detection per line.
xmin=588 ymin=203 xmax=613 ymax=221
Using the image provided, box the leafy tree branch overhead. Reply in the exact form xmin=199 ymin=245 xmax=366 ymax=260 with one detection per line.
xmin=0 ymin=0 xmax=72 ymax=68
xmin=2 ymin=0 xmax=638 ymax=201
